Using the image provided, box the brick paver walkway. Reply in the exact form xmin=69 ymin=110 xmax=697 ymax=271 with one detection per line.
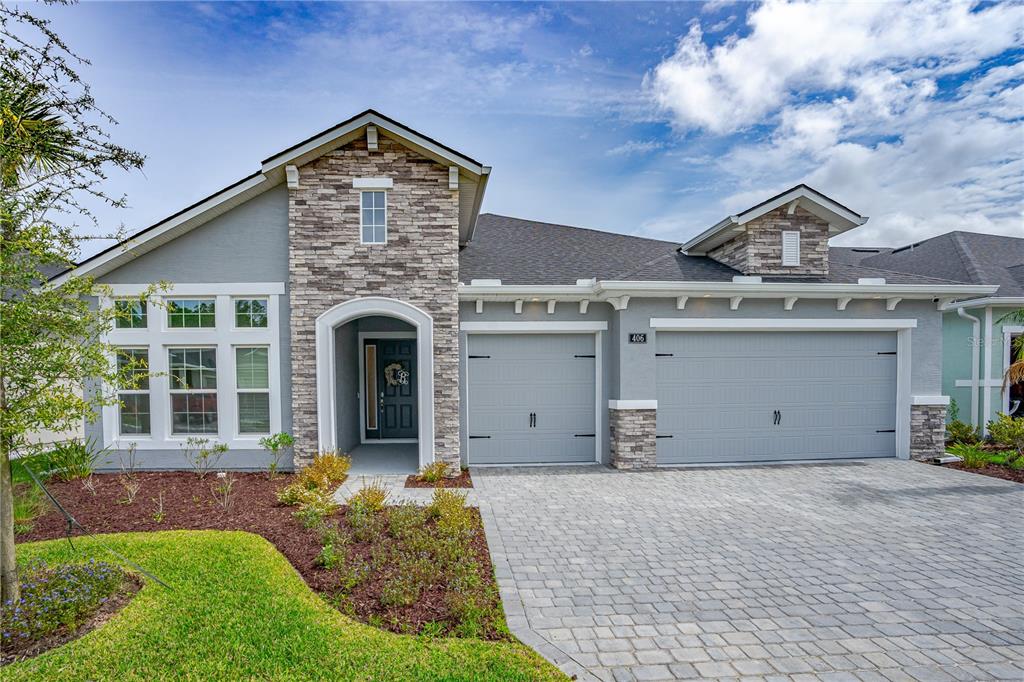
xmin=470 ymin=461 xmax=1024 ymax=682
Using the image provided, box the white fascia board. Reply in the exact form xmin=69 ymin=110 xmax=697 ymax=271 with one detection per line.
xmin=650 ymin=318 xmax=918 ymax=331
xmin=261 ymin=112 xmax=484 ymax=176
xmin=609 ymin=400 xmax=657 ymax=410
xmin=460 ymin=321 xmax=608 ymax=333
xmin=942 ymin=296 xmax=1024 ymax=310
xmin=912 ymin=395 xmax=950 ymax=406
xmin=679 ymin=217 xmax=739 ymax=256
xmin=462 ymin=166 xmax=491 ymax=245
xmin=50 ymin=173 xmax=271 ymax=286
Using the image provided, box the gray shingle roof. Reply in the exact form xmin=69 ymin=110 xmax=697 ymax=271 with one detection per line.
xmin=853 ymin=231 xmax=1024 ymax=297
xmin=460 ymin=214 xmax=972 ymax=286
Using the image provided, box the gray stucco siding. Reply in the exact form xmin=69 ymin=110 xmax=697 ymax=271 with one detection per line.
xmin=89 ymin=185 xmax=293 ymax=471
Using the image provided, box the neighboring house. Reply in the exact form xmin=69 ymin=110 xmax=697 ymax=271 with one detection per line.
xmin=51 ymin=110 xmax=995 ymax=472
xmin=835 ymin=233 xmax=1024 ymax=434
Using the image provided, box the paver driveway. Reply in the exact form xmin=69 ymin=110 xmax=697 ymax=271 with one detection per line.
xmin=472 ymin=461 xmax=1024 ymax=682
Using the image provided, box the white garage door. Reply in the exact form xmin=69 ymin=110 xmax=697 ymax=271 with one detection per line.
xmin=467 ymin=334 xmax=597 ymax=465
xmin=656 ymin=331 xmax=897 ymax=465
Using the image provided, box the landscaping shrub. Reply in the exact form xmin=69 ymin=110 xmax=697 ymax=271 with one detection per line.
xmin=948 ymin=443 xmax=990 ymax=469
xmin=12 ymin=483 xmax=47 ymax=535
xmin=294 ymin=494 xmax=339 ymax=529
xmin=987 ymin=413 xmax=1024 ymax=460
xmin=298 ymin=451 xmax=351 ymax=490
xmin=180 ymin=437 xmax=230 ymax=478
xmin=258 ymin=432 xmax=295 ymax=480
xmin=47 ymin=437 xmax=109 ymax=481
xmin=945 ymin=419 xmax=980 ymax=445
xmin=428 ymin=488 xmax=473 ymax=537
xmin=347 ymin=478 xmax=390 ymax=513
xmin=417 ymin=461 xmax=448 ymax=484
xmin=277 ymin=483 xmax=330 ymax=508
xmin=1 ymin=559 xmax=126 ymax=651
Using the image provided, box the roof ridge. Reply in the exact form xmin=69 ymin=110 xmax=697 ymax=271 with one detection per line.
xmin=840 ymin=260 xmax=972 ymax=285
xmin=480 ymin=213 xmax=681 ymax=247
xmin=951 ymin=231 xmax=986 ymax=284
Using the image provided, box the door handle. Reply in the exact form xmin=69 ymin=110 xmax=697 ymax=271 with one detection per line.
xmin=529 ymin=412 xmax=536 ymax=428
xmin=773 ymin=410 xmax=780 ymax=425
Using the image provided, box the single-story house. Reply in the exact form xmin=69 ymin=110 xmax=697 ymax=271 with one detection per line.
xmin=834 ymin=233 xmax=1024 ymax=434
xmin=52 ymin=110 xmax=997 ymax=472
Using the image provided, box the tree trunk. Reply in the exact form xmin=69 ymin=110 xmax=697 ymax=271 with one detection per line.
xmin=0 ymin=437 xmax=18 ymax=603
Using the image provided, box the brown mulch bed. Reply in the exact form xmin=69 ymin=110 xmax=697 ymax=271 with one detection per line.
xmin=404 ymin=469 xmax=473 ymax=488
xmin=18 ymin=472 xmax=504 ymax=638
xmin=1 ymin=575 xmax=142 ymax=666
xmin=940 ymin=462 xmax=1024 ymax=484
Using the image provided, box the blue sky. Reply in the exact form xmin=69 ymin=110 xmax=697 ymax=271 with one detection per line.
xmin=31 ymin=1 xmax=1024 ymax=258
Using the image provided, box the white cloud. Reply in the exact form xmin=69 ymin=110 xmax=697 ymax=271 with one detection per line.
xmin=646 ymin=0 xmax=1024 ymax=246
xmin=606 ymin=139 xmax=665 ymax=156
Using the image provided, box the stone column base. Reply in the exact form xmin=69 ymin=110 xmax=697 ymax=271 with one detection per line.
xmin=910 ymin=404 xmax=947 ymax=460
xmin=609 ymin=408 xmax=657 ymax=470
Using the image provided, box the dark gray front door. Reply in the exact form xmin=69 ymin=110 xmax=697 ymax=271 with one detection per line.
xmin=366 ymin=338 xmax=417 ymax=440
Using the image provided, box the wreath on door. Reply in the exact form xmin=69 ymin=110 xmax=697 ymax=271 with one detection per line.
xmin=384 ymin=362 xmax=410 ymax=386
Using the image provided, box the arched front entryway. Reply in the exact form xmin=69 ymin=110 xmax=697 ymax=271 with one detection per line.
xmin=315 ymin=297 xmax=434 ymax=469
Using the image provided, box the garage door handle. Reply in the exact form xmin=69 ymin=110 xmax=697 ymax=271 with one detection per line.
xmin=574 ymin=434 xmax=595 ymax=438
xmin=529 ymin=412 xmax=536 ymax=428
xmin=876 ymin=429 xmax=895 ymax=433
xmin=469 ymin=435 xmax=491 ymax=439
xmin=773 ymin=410 xmax=781 ymax=425
xmin=656 ymin=434 xmax=673 ymax=439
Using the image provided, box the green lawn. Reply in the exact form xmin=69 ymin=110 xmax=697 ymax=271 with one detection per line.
xmin=7 ymin=531 xmax=565 ymax=681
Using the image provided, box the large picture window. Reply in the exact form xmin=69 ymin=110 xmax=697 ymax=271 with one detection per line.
xmin=117 ymin=348 xmax=150 ymax=435
xmin=168 ymin=347 xmax=218 ymax=434
xmin=167 ymin=299 xmax=216 ymax=328
xmin=236 ymin=347 xmax=270 ymax=433
xmin=360 ymin=190 xmax=387 ymax=244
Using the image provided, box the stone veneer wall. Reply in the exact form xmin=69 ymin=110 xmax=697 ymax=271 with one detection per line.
xmin=709 ymin=206 xmax=831 ymax=277
xmin=288 ymin=136 xmax=460 ymax=471
xmin=609 ymin=408 xmax=657 ymax=470
xmin=910 ymin=404 xmax=947 ymax=461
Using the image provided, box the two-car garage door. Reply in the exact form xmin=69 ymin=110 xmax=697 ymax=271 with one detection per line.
xmin=656 ymin=331 xmax=898 ymax=464
xmin=467 ymin=334 xmax=597 ymax=465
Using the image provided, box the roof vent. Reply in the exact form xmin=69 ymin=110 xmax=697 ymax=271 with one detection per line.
xmin=732 ymin=275 xmax=762 ymax=283
xmin=575 ymin=278 xmax=597 ymax=286
xmin=858 ymin=278 xmax=886 ymax=285
xmin=469 ymin=279 xmax=501 ymax=286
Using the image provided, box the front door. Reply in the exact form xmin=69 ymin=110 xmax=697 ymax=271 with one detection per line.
xmin=364 ymin=338 xmax=417 ymax=440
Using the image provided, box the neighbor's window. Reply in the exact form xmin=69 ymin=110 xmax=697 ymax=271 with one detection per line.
xmin=168 ymin=347 xmax=218 ymax=434
xmin=117 ymin=348 xmax=150 ymax=435
xmin=167 ymin=299 xmax=216 ymax=328
xmin=114 ymin=299 xmax=147 ymax=329
xmin=782 ymin=231 xmax=801 ymax=266
xmin=235 ymin=298 xmax=268 ymax=328
xmin=236 ymin=346 xmax=270 ymax=433
xmin=361 ymin=190 xmax=387 ymax=244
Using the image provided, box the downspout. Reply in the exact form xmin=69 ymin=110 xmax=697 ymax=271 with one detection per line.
xmin=982 ymin=306 xmax=993 ymax=436
xmin=957 ymin=306 xmax=981 ymax=428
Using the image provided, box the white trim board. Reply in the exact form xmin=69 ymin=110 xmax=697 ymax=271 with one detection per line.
xmin=912 ymin=396 xmax=950 ymax=406
xmin=460 ymin=321 xmax=608 ymax=333
xmin=649 ymin=318 xmax=918 ymax=331
xmin=105 ymin=282 xmax=285 ymax=297
xmin=315 ymin=297 xmax=435 ymax=469
xmin=609 ymin=400 xmax=657 ymax=410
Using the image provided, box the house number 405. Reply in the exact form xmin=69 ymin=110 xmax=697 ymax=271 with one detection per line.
xmin=629 ymin=333 xmax=647 ymax=344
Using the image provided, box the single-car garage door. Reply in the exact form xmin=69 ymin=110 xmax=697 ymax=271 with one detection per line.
xmin=656 ymin=331 xmax=897 ymax=465
xmin=467 ymin=334 xmax=597 ymax=465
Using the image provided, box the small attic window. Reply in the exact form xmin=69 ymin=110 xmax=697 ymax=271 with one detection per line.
xmin=782 ymin=231 xmax=800 ymax=266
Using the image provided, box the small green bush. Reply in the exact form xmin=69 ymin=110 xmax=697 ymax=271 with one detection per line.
xmin=986 ymin=413 xmax=1024 ymax=459
xmin=948 ymin=443 xmax=990 ymax=469
xmin=427 ymin=488 xmax=473 ymax=537
xmin=13 ymin=483 xmax=47 ymax=535
xmin=259 ymin=432 xmax=295 ymax=480
xmin=347 ymin=478 xmax=390 ymax=513
xmin=180 ymin=437 xmax=229 ymax=478
xmin=297 ymin=451 xmax=351 ymax=491
xmin=1 ymin=559 xmax=126 ymax=649
xmin=417 ymin=461 xmax=448 ymax=484
xmin=47 ymin=437 xmax=110 ymax=481
xmin=294 ymin=495 xmax=339 ymax=529
xmin=945 ymin=419 xmax=980 ymax=445
xmin=387 ymin=503 xmax=428 ymax=540
xmin=277 ymin=482 xmax=330 ymax=507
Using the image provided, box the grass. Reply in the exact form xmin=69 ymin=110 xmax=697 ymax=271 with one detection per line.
xmin=6 ymin=531 xmax=565 ymax=682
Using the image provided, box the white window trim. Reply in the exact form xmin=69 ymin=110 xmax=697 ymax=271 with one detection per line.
xmin=101 ymin=285 xmax=283 ymax=450
xmin=167 ymin=345 xmax=220 ymax=437
xmin=360 ymin=190 xmax=387 ymax=245
xmin=782 ymin=230 xmax=801 ymax=266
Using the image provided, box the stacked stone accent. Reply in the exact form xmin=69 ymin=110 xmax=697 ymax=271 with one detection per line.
xmin=609 ymin=408 xmax=657 ymax=469
xmin=288 ymin=135 xmax=460 ymax=472
xmin=910 ymin=404 xmax=947 ymax=461
xmin=708 ymin=206 xmax=830 ymax=277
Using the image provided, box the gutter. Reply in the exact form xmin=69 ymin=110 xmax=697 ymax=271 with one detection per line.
xmin=942 ymin=296 xmax=1024 ymax=310
xmin=956 ymin=306 xmax=981 ymax=428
